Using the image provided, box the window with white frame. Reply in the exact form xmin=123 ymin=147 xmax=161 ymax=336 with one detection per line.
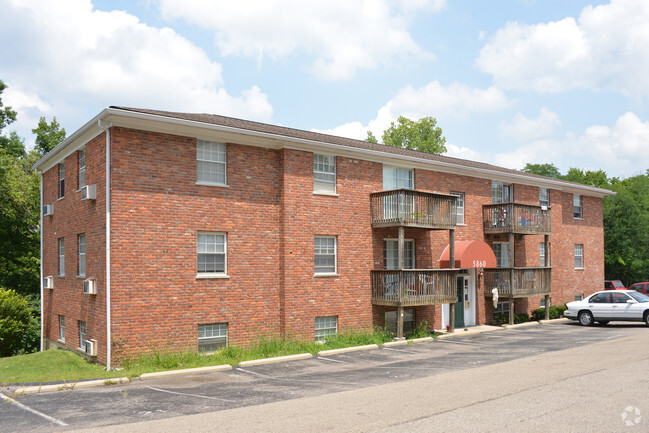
xmin=59 ymin=163 xmax=65 ymax=198
xmin=198 ymin=323 xmax=228 ymax=353
xmin=492 ymin=182 xmax=512 ymax=203
xmin=539 ymin=188 xmax=549 ymax=207
xmin=314 ymin=154 xmax=336 ymax=193
xmin=59 ymin=315 xmax=65 ymax=341
xmin=58 ymin=238 xmax=65 ymax=276
xmin=540 ymin=297 xmax=551 ymax=308
xmin=384 ymin=239 xmax=415 ymax=270
xmin=383 ymin=166 xmax=413 ymax=190
xmin=78 ymin=320 xmax=86 ymax=349
xmin=78 ymin=149 xmax=86 ymax=189
xmin=197 ymin=232 xmax=227 ymax=275
xmin=451 ymin=192 xmax=465 ymax=224
xmin=78 ymin=234 xmax=86 ymax=277
xmin=196 ymin=140 xmax=226 ymax=185
xmin=492 ymin=242 xmax=510 ymax=268
xmin=575 ymin=294 xmax=584 ymax=301
xmin=315 ymin=316 xmax=337 ymax=341
xmin=573 ymin=194 xmax=582 ymax=219
xmin=314 ymin=236 xmax=337 ymax=274
xmin=539 ymin=242 xmax=550 ymax=267
xmin=574 ymin=244 xmax=584 ymax=269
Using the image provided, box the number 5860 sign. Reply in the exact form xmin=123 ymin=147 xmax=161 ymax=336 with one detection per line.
xmin=473 ymin=260 xmax=486 ymax=268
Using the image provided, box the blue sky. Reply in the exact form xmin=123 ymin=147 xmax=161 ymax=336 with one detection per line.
xmin=1 ymin=0 xmax=647 ymax=179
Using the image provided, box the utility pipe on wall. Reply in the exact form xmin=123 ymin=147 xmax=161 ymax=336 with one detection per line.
xmin=98 ymin=119 xmax=112 ymax=370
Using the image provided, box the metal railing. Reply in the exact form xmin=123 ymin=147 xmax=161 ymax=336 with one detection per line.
xmin=370 ymin=189 xmax=457 ymax=229
xmin=482 ymin=203 xmax=551 ymax=235
xmin=371 ymin=269 xmax=457 ymax=306
xmin=483 ymin=267 xmax=552 ymax=298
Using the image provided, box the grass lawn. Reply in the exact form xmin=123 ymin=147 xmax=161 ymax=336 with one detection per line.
xmin=1 ymin=327 xmax=432 ymax=384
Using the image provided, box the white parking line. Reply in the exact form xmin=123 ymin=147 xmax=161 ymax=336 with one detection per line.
xmin=236 ymin=367 xmax=359 ymax=386
xmin=144 ymin=386 xmax=235 ymax=402
xmin=381 ymin=347 xmax=420 ymax=354
xmin=0 ymin=392 xmax=68 ymax=426
xmin=316 ymin=356 xmax=348 ymax=364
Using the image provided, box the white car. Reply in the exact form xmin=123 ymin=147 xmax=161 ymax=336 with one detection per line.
xmin=564 ymin=290 xmax=649 ymax=326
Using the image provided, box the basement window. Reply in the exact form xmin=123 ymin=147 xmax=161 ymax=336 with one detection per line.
xmin=198 ymin=323 xmax=228 ymax=353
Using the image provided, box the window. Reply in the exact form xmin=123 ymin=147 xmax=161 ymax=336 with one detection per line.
xmin=314 ymin=154 xmax=336 ymax=194
xmin=59 ymin=315 xmax=65 ymax=341
xmin=539 ymin=242 xmax=550 ymax=266
xmin=314 ymin=236 xmax=337 ymax=274
xmin=493 ymin=242 xmax=510 ymax=268
xmin=575 ymin=294 xmax=584 ymax=301
xmin=58 ymin=238 xmax=65 ymax=276
xmin=384 ymin=239 xmax=415 ymax=270
xmin=539 ymin=188 xmax=549 ymax=207
xmin=197 ymin=140 xmax=226 ymax=185
xmin=383 ymin=166 xmax=413 ymax=190
xmin=197 ymin=232 xmax=227 ymax=275
xmin=78 ymin=149 xmax=86 ymax=189
xmin=451 ymin=192 xmax=464 ymax=224
xmin=385 ymin=309 xmax=415 ymax=336
xmin=573 ymin=194 xmax=582 ymax=219
xmin=58 ymin=163 xmax=65 ymax=198
xmin=78 ymin=320 xmax=86 ymax=349
xmin=315 ymin=316 xmax=337 ymax=341
xmin=540 ymin=297 xmax=551 ymax=308
xmin=198 ymin=323 xmax=228 ymax=353
xmin=78 ymin=234 xmax=86 ymax=277
xmin=574 ymin=244 xmax=584 ymax=269
xmin=494 ymin=301 xmax=510 ymax=317
xmin=492 ymin=182 xmax=512 ymax=203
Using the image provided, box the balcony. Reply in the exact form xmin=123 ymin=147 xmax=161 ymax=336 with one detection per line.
xmin=483 ymin=267 xmax=551 ymax=298
xmin=371 ymin=269 xmax=457 ymax=307
xmin=370 ymin=189 xmax=457 ymax=229
xmin=482 ymin=203 xmax=551 ymax=235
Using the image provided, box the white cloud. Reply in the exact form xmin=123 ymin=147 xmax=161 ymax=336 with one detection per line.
xmin=476 ymin=0 xmax=649 ymax=98
xmin=316 ymin=81 xmax=511 ymax=139
xmin=500 ymin=108 xmax=561 ymax=142
xmin=0 ymin=0 xmax=273 ymax=141
xmin=153 ymin=0 xmax=442 ymax=81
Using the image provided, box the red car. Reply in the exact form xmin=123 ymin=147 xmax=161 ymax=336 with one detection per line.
xmin=628 ymin=282 xmax=649 ymax=295
xmin=604 ymin=280 xmax=626 ymax=290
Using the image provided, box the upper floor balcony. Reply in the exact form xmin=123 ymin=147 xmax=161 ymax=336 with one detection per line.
xmin=371 ymin=269 xmax=457 ymax=307
xmin=482 ymin=203 xmax=551 ymax=235
xmin=483 ymin=267 xmax=551 ymax=298
xmin=370 ymin=189 xmax=457 ymax=230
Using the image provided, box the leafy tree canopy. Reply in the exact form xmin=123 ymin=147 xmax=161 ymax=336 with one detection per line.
xmin=367 ymin=116 xmax=446 ymax=154
xmin=32 ymin=116 xmax=66 ymax=155
xmin=522 ymin=163 xmax=561 ymax=179
xmin=0 ymin=288 xmax=40 ymax=357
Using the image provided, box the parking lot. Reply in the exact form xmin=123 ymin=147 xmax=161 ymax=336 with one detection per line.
xmin=2 ymin=321 xmax=648 ymax=432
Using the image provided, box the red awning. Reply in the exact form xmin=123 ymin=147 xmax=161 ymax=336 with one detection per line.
xmin=439 ymin=240 xmax=497 ymax=268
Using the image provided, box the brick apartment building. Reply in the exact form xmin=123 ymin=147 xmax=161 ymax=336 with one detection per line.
xmin=34 ymin=107 xmax=613 ymax=368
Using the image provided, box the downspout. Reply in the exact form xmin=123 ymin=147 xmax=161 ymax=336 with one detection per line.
xmin=39 ymin=173 xmax=44 ymax=351
xmin=98 ymin=119 xmax=112 ymax=370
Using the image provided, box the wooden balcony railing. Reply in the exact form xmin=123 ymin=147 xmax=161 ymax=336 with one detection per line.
xmin=483 ymin=267 xmax=551 ymax=298
xmin=370 ymin=189 xmax=457 ymax=229
xmin=482 ymin=203 xmax=551 ymax=235
xmin=371 ymin=269 xmax=457 ymax=307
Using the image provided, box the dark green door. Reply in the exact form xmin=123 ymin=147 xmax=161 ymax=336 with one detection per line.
xmin=455 ymin=276 xmax=465 ymax=328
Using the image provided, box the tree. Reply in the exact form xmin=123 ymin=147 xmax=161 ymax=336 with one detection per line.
xmin=0 ymin=288 xmax=40 ymax=357
xmin=32 ymin=116 xmax=66 ymax=155
xmin=563 ymin=168 xmax=610 ymax=189
xmin=521 ymin=163 xmax=561 ymax=179
xmin=368 ymin=116 xmax=447 ymax=154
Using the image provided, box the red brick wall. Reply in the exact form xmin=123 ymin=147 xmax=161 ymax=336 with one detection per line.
xmin=42 ymin=133 xmax=107 ymax=360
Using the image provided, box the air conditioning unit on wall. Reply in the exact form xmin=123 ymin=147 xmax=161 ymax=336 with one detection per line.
xmin=43 ymin=276 xmax=53 ymax=289
xmin=85 ymin=339 xmax=97 ymax=357
xmin=43 ymin=204 xmax=54 ymax=216
xmin=83 ymin=278 xmax=97 ymax=295
xmin=81 ymin=184 xmax=97 ymax=200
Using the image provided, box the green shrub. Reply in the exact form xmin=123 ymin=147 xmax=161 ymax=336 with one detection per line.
xmin=405 ymin=321 xmax=431 ymax=339
xmin=494 ymin=313 xmax=530 ymax=325
xmin=0 ymin=288 xmax=40 ymax=357
xmin=530 ymin=305 xmax=567 ymax=321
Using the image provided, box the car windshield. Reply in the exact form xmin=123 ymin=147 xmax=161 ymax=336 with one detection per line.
xmin=627 ymin=291 xmax=649 ymax=303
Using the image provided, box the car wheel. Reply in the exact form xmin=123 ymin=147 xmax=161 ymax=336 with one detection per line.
xmin=644 ymin=312 xmax=649 ymax=326
xmin=597 ymin=321 xmax=609 ymax=325
xmin=578 ymin=311 xmax=594 ymax=326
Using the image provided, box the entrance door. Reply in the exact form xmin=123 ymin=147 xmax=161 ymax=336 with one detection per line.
xmin=454 ymin=276 xmax=465 ymax=328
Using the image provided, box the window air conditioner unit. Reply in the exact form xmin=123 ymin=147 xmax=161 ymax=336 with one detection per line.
xmin=83 ymin=278 xmax=97 ymax=295
xmin=43 ymin=204 xmax=54 ymax=216
xmin=85 ymin=339 xmax=97 ymax=357
xmin=81 ymin=184 xmax=97 ymax=200
xmin=44 ymin=276 xmax=54 ymax=289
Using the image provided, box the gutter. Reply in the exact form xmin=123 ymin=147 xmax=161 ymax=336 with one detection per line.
xmin=39 ymin=173 xmax=44 ymax=352
xmin=98 ymin=118 xmax=112 ymax=370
